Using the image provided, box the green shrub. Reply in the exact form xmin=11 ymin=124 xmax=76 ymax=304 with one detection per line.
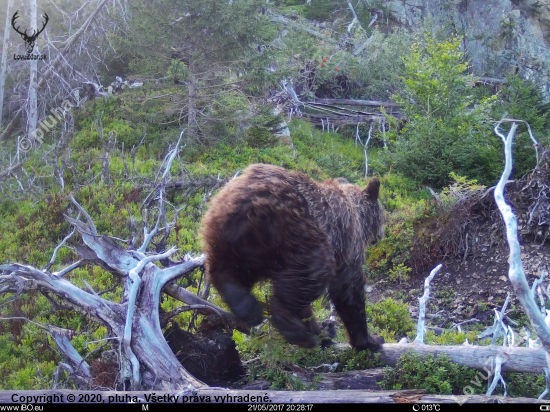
xmin=424 ymin=330 xmax=479 ymax=346
xmin=302 ymin=0 xmax=340 ymax=21
xmin=236 ymin=328 xmax=382 ymax=389
xmin=388 ymin=263 xmax=412 ymax=282
xmin=382 ymin=351 xmax=482 ymax=395
xmin=385 ymin=34 xmax=498 ymax=187
xmin=494 ymin=74 xmax=550 ymax=177
xmin=366 ymin=298 xmax=415 ymax=342
xmin=383 ymin=350 xmax=546 ymax=398
xmin=366 ymin=198 xmax=422 ymax=276
xmin=506 ymin=373 xmax=545 ymax=398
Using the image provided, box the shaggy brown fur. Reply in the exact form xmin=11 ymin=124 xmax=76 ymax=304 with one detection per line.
xmin=200 ymin=164 xmax=384 ymax=350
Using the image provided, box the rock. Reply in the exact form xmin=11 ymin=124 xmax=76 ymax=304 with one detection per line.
xmin=241 ymin=380 xmax=271 ymax=390
xmin=499 ymin=276 xmax=508 ymax=282
xmin=101 ymin=350 xmax=117 ymax=364
xmin=386 ymin=0 xmax=550 ymax=100
xmin=272 ymin=105 xmax=293 ymax=147
xmin=453 ymin=305 xmax=465 ymax=314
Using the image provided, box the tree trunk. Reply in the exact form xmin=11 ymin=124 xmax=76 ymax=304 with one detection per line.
xmin=131 ymin=265 xmax=206 ymax=390
xmin=187 ymin=69 xmax=198 ymax=141
xmin=0 ymin=246 xmax=207 ymax=391
xmin=493 ymin=121 xmax=550 ymax=352
xmin=0 ymin=0 xmax=14 ymax=130
xmin=28 ymin=0 xmax=38 ymax=143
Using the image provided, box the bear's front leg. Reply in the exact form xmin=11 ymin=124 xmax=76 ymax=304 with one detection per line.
xmin=328 ymin=266 xmax=384 ymax=351
xmin=222 ymin=281 xmax=264 ymax=328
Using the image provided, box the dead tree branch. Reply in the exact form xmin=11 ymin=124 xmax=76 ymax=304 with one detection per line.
xmin=0 ymin=131 xmax=213 ymax=390
xmin=493 ymin=119 xmax=550 ymax=351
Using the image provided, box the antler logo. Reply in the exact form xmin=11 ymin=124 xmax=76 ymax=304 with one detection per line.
xmin=12 ymin=10 xmax=49 ymax=54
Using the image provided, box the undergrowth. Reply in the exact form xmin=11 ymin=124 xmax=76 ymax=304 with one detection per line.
xmin=0 ymin=96 xmax=542 ymax=394
xmin=234 ymin=329 xmax=382 ymax=390
xmin=381 ymin=351 xmax=545 ymax=398
xmin=0 ymin=116 xmax=398 ymax=389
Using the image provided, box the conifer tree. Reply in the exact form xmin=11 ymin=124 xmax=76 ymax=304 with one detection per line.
xmin=116 ymin=0 xmax=276 ymax=141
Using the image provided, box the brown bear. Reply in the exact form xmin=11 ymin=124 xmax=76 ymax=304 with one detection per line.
xmin=200 ymin=164 xmax=385 ymax=350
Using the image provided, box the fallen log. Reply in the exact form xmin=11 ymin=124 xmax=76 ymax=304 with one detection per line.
xmin=241 ymin=342 xmax=547 ymax=393
xmin=309 ymin=368 xmax=384 ymax=391
xmin=262 ymin=367 xmax=386 ymax=391
xmin=313 ymin=98 xmax=401 ymax=108
xmin=379 ymin=342 xmax=547 ymax=374
xmin=303 ymin=112 xmax=404 ymax=126
xmin=0 ymin=162 xmax=21 ymax=179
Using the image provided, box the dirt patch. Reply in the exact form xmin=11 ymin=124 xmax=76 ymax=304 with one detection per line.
xmin=367 ymin=169 xmax=550 ymax=328
xmin=165 ymin=320 xmax=245 ymax=386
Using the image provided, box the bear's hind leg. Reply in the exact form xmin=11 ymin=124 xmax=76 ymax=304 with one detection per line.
xmin=270 ymin=296 xmax=319 ymax=348
xmin=301 ymin=305 xmax=321 ymax=336
xmin=269 ymin=232 xmax=334 ymax=348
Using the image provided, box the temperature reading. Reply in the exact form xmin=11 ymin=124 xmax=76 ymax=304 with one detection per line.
xmin=413 ymin=405 xmax=440 ymax=412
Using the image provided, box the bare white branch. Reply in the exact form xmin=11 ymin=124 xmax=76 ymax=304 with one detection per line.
xmin=493 ymin=121 xmax=550 ymax=351
xmin=160 ymin=255 xmax=205 ymax=285
xmin=414 ymin=264 xmax=442 ymax=344
xmin=43 ymin=222 xmax=78 ymax=272
xmin=53 ymin=259 xmax=85 ymax=278
xmin=69 ymin=194 xmax=97 ymax=236
xmin=486 ymin=355 xmax=507 ymax=396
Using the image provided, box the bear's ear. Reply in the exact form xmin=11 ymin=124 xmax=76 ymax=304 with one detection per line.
xmin=364 ymin=177 xmax=380 ymax=200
